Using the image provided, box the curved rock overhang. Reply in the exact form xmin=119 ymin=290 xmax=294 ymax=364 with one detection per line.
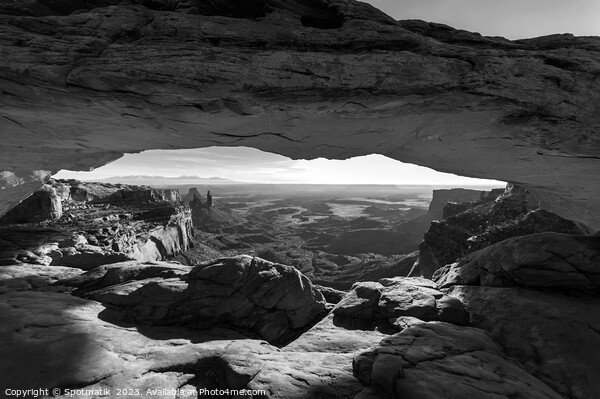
xmin=1 ymin=1 xmax=599 ymax=229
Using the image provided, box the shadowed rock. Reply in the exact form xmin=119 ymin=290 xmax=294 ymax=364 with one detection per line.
xmin=0 ymin=184 xmax=62 ymax=224
xmin=0 ymin=290 xmax=362 ymax=398
xmin=0 ymin=1 xmax=599 ymax=230
xmin=448 ymin=286 xmax=600 ymax=399
xmin=412 ymin=185 xmax=583 ymax=278
xmin=353 ymin=321 xmax=563 ymax=399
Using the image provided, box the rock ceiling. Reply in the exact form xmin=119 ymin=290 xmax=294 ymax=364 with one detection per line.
xmin=1 ymin=0 xmax=599 ymax=229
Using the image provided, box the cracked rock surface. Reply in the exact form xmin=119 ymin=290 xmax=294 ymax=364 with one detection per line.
xmin=80 ymin=255 xmax=327 ymax=345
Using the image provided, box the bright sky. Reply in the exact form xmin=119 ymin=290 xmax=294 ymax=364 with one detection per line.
xmin=55 ymin=147 xmax=503 ymax=185
xmin=56 ymin=1 xmax=598 ymax=185
xmin=367 ymin=0 xmax=600 ymax=39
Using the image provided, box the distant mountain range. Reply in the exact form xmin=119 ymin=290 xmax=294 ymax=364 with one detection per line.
xmin=98 ymin=175 xmax=246 ymax=186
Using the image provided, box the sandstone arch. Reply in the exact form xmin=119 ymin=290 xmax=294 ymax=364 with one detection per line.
xmin=1 ymin=0 xmax=599 ymax=229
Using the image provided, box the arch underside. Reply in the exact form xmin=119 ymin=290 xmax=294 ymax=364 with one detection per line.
xmin=1 ymin=1 xmax=599 ymax=229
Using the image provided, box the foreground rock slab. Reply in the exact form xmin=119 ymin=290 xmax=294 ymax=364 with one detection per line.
xmin=353 ymin=321 xmax=563 ymax=399
xmin=0 ymin=290 xmax=363 ymax=398
xmin=0 ymin=263 xmax=82 ymax=294
xmin=449 ymin=285 xmax=600 ymax=399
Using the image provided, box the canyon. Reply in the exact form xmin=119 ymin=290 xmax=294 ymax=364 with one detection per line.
xmin=1 ymin=179 xmax=598 ymax=398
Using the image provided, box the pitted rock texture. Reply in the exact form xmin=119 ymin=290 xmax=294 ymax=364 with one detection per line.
xmin=352 ymin=321 xmax=563 ymax=399
xmin=83 ymin=255 xmax=327 ymax=345
xmin=435 ymin=232 xmax=600 ymax=290
xmin=333 ymin=277 xmax=469 ymax=327
xmin=1 ymin=1 xmax=600 ymax=229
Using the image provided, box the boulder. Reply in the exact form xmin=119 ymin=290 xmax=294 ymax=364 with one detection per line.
xmin=82 ymin=256 xmax=327 ymax=345
xmin=333 ymin=277 xmax=469 ymax=327
xmin=314 ymin=284 xmax=346 ymax=304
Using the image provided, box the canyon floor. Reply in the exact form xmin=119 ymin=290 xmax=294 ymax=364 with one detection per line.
xmin=0 ymin=180 xmax=598 ymax=399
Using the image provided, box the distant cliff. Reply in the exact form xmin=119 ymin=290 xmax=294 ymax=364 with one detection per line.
xmin=411 ymin=185 xmax=583 ymax=278
xmin=427 ymin=188 xmax=500 ymax=221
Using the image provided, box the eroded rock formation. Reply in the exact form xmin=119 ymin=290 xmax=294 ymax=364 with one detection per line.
xmin=0 ymin=184 xmax=62 ymax=224
xmin=0 ymin=0 xmax=599 ymax=229
xmin=410 ymin=185 xmax=583 ymax=277
xmin=435 ymin=232 xmax=600 ymax=290
xmin=80 ymin=255 xmax=327 ymax=345
xmin=0 ymin=180 xmax=194 ymax=267
xmin=333 ymin=277 xmax=469 ymax=327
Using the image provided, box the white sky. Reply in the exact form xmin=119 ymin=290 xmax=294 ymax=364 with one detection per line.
xmin=55 ymin=147 xmax=503 ymax=185
xmin=367 ymin=0 xmax=600 ymax=39
xmin=56 ymin=1 xmax=598 ymax=185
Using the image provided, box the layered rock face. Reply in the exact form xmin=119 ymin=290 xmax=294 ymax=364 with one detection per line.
xmin=93 ymin=188 xmax=181 ymax=205
xmin=1 ymin=1 xmax=600 ymax=230
xmin=0 ymin=184 xmax=62 ymax=224
xmin=427 ymin=188 xmax=492 ymax=221
xmin=411 ymin=185 xmax=583 ymax=277
xmin=0 ymin=180 xmax=194 ymax=268
xmin=435 ymin=232 xmax=600 ymax=290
